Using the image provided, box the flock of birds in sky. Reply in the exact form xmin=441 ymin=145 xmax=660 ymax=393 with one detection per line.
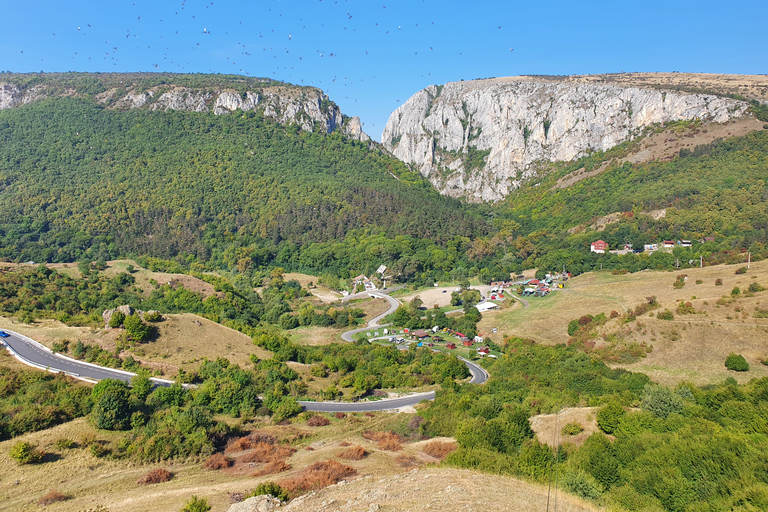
xmin=21 ymin=0 xmax=515 ymax=130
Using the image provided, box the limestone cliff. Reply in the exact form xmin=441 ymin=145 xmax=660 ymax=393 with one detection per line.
xmin=382 ymin=77 xmax=751 ymax=202
xmin=0 ymin=79 xmax=369 ymax=141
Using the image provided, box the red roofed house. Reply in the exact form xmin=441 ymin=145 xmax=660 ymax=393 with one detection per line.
xmin=446 ymin=342 xmax=456 ymax=349
xmin=590 ymin=240 xmax=608 ymax=254
xmin=662 ymin=241 xmax=675 ymax=249
xmin=462 ymin=339 xmax=474 ymax=347
xmin=478 ymin=346 xmax=490 ymax=354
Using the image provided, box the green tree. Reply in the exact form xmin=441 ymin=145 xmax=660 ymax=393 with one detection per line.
xmin=642 ymin=384 xmax=684 ymax=419
xmin=93 ymin=387 xmax=131 ymax=430
xmin=597 ymin=402 xmax=625 ymax=434
xmin=108 ymin=310 xmax=125 ymax=328
xmin=124 ymin=313 xmax=150 ymax=342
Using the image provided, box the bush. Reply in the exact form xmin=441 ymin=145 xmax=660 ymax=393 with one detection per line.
xmin=180 ymin=495 xmax=211 ymax=512
xmin=362 ymin=431 xmax=403 ymax=451
xmin=55 ymin=438 xmax=75 ymax=450
xmin=642 ymin=385 xmax=684 ymax=419
xmin=252 ymin=460 xmax=291 ymax=477
xmin=202 ymin=453 xmax=232 ymax=470
xmin=238 ymin=443 xmax=296 ymax=464
xmin=561 ymin=470 xmax=603 ymax=500
xmin=725 ymin=353 xmax=750 ymax=372
xmin=143 ymin=310 xmax=162 ymax=322
xmin=307 ymin=416 xmax=330 ymax=427
xmin=561 ymin=422 xmax=585 ymax=436
xmin=138 ymin=468 xmax=173 ymax=485
xmin=597 ymin=402 xmax=625 ymax=434
xmin=421 ymin=441 xmax=457 ymax=460
xmin=736 ymin=266 xmax=748 ymax=274
xmin=567 ymin=319 xmax=580 ymax=336
xmin=338 ymin=445 xmax=368 ymax=460
xmin=37 ymin=490 xmax=69 ymax=506
xmin=278 ymin=460 xmax=356 ymax=497
xmin=9 ymin=441 xmax=44 ymax=464
xmin=108 ymin=310 xmax=126 ymax=328
xmin=749 ymin=282 xmax=763 ymax=293
xmin=656 ymin=309 xmax=674 ymax=321
xmin=715 ymin=278 xmax=723 ymax=286
xmin=245 ymin=481 xmax=288 ymax=502
xmin=732 ymin=286 xmax=741 ymax=296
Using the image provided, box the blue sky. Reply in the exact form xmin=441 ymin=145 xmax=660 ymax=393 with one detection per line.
xmin=2 ymin=0 xmax=766 ymax=140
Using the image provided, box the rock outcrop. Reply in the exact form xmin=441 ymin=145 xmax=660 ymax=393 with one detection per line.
xmin=227 ymin=495 xmax=284 ymax=512
xmin=0 ymin=80 xmax=369 ymax=142
xmin=382 ymin=77 xmax=751 ymax=202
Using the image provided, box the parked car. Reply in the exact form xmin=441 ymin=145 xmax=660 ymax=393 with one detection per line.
xmin=0 ymin=331 xmax=9 ymax=338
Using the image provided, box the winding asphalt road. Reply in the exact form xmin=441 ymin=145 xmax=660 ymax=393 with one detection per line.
xmin=0 ymin=329 xmax=172 ymax=385
xmin=1 ymin=286 xmax=490 ymax=412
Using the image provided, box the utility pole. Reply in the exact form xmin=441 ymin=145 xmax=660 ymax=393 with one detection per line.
xmin=700 ymin=255 xmax=703 ymax=268
xmin=748 ymin=252 xmax=751 ymax=269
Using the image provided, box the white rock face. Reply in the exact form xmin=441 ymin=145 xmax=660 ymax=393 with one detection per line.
xmin=382 ymin=78 xmax=750 ymax=202
xmin=0 ymin=83 xmax=369 ymax=141
xmin=227 ymin=495 xmax=283 ymax=512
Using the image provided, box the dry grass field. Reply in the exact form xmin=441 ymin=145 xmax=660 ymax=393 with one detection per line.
xmin=0 ymin=408 xmax=597 ymax=512
xmin=480 ymin=259 xmax=768 ymax=386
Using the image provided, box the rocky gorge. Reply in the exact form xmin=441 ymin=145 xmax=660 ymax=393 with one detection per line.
xmin=382 ymin=76 xmax=753 ymax=202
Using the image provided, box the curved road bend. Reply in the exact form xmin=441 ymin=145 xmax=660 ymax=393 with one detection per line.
xmin=1 ymin=329 xmax=138 ymax=383
xmin=341 ymin=290 xmax=401 ymax=342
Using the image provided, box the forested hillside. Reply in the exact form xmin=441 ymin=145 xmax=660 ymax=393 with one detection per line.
xmin=2 ymin=73 xmax=768 ymax=285
xmin=0 ymin=94 xmax=486 ymax=280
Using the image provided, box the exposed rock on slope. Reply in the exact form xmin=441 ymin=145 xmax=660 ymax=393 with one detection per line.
xmin=0 ymin=78 xmax=369 ymax=141
xmin=382 ymin=76 xmax=752 ymax=202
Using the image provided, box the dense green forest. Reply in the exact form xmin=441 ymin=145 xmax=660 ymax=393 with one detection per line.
xmin=0 ymin=94 xmax=487 ymax=281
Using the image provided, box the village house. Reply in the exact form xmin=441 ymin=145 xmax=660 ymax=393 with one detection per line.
xmin=590 ymin=240 xmax=608 ymax=253
xmin=662 ymin=241 xmax=675 ymax=249
xmin=477 ymin=346 xmax=490 ymax=355
xmin=446 ymin=342 xmax=456 ymax=350
xmin=462 ymin=339 xmax=474 ymax=347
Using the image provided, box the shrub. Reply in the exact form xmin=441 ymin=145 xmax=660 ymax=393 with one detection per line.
xmin=90 ymin=442 xmax=110 ymax=458
xmin=138 ymin=468 xmax=173 ymax=485
xmin=108 ymin=311 xmax=126 ymax=328
xmin=238 ymin=443 xmax=296 ymax=464
xmin=395 ymin=453 xmax=420 ymax=468
xmin=334 ymin=412 xmax=346 ymax=420
xmin=561 ymin=422 xmax=585 ymax=436
xmin=732 ymin=286 xmax=741 ymax=296
xmin=202 ymin=453 xmax=232 ymax=470
xmin=749 ymin=282 xmax=763 ymax=293
xmin=421 ymin=441 xmax=457 ymax=460
xmin=338 ymin=445 xmax=368 ymax=460
xmin=561 ymin=470 xmax=603 ymax=500
xmin=37 ymin=490 xmax=69 ymax=506
xmin=642 ymin=385 xmax=684 ymax=419
xmin=656 ymin=309 xmax=674 ymax=321
xmin=143 ymin=310 xmax=162 ymax=322
xmin=363 ymin=431 xmax=403 ymax=451
xmin=725 ymin=353 xmax=750 ymax=372
xmin=597 ymin=402 xmax=625 ymax=434
xmin=567 ymin=319 xmax=580 ymax=336
xmin=307 ymin=415 xmax=331 ymax=427
xmin=252 ymin=460 xmax=292 ymax=477
xmin=736 ymin=266 xmax=748 ymax=274
xmin=55 ymin=438 xmax=75 ymax=450
xmin=609 ymin=310 xmax=619 ymax=319
xmin=715 ymin=278 xmax=723 ymax=286
xmin=245 ymin=482 xmax=288 ymax=501
xmin=180 ymin=495 xmax=211 ymax=512
xmin=279 ymin=460 xmax=356 ymax=497
xmin=695 ymin=279 xmax=703 ymax=284
xmin=9 ymin=442 xmax=44 ymax=464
